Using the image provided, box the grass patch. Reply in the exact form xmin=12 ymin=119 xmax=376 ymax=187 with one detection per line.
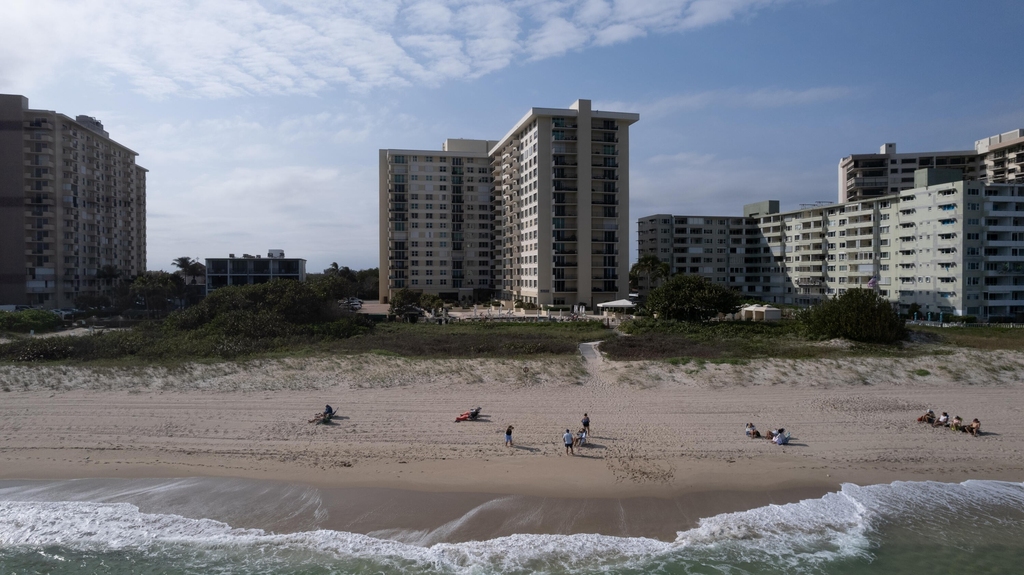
xmin=913 ymin=369 xmax=931 ymax=376
xmin=910 ymin=326 xmax=1024 ymax=351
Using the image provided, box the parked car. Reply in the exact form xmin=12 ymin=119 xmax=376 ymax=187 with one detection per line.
xmin=50 ymin=308 xmax=80 ymax=320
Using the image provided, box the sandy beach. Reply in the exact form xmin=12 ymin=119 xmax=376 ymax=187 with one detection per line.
xmin=2 ymin=345 xmax=1023 ymax=539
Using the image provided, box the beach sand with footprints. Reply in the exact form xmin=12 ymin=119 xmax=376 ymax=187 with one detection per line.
xmin=2 ymin=345 xmax=1023 ymax=538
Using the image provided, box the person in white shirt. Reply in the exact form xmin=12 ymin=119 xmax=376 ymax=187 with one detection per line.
xmin=563 ymin=429 xmax=574 ymax=456
xmin=933 ymin=412 xmax=950 ymax=428
xmin=773 ymin=428 xmax=789 ymax=445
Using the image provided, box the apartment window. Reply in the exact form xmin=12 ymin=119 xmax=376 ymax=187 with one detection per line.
xmin=966 ymin=233 xmax=979 ymax=240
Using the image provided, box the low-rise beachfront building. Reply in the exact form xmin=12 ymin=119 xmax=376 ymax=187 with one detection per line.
xmin=0 ymin=94 xmax=147 ymax=309
xmin=635 ymin=207 xmax=770 ymax=294
xmin=380 ymin=99 xmax=640 ymax=310
xmin=205 ymin=250 xmax=306 ymax=292
xmin=639 ymin=169 xmax=1024 ymax=321
xmin=839 ymin=128 xmax=1024 ymax=203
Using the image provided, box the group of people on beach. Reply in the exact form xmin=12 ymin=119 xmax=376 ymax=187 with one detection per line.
xmin=745 ymin=423 xmax=789 ymax=445
xmin=503 ymin=413 xmax=591 ymax=456
xmin=917 ymin=410 xmax=982 ymax=436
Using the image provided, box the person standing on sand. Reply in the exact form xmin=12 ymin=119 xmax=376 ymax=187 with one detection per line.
xmin=563 ymin=429 xmax=574 ymax=456
xmin=582 ymin=413 xmax=590 ymax=436
xmin=505 ymin=425 xmax=514 ymax=447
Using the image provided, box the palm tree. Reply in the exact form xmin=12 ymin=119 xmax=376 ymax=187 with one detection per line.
xmin=172 ymin=256 xmax=205 ymax=282
xmin=96 ymin=264 xmax=121 ymax=287
xmin=172 ymin=256 xmax=195 ymax=277
xmin=630 ymin=254 xmax=670 ymax=294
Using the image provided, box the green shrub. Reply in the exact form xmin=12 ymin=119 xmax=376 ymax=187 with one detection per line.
xmin=944 ymin=315 xmax=977 ymax=324
xmin=0 ymin=310 xmax=62 ymax=333
xmin=642 ymin=274 xmax=740 ymax=322
xmin=798 ymin=289 xmax=906 ymax=344
xmin=303 ymin=318 xmax=373 ymax=339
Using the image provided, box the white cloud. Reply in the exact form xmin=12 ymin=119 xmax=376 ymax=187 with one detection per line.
xmin=526 ymin=18 xmax=591 ymax=60
xmin=0 ymin=0 xmax=801 ymax=97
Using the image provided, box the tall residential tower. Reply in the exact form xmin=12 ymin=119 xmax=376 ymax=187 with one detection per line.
xmin=0 ymin=94 xmax=147 ymax=308
xmin=380 ymin=99 xmax=639 ymax=309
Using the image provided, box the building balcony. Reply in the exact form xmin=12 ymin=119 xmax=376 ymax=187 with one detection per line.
xmin=592 ymin=136 xmax=618 ymax=143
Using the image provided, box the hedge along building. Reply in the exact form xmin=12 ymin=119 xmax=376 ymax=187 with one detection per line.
xmin=638 ymin=169 xmax=1024 ymax=321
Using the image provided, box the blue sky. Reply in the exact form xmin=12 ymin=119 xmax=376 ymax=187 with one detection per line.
xmin=3 ymin=0 xmax=1022 ymax=273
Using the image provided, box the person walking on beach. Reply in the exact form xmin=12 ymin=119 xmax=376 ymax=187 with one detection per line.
xmin=563 ymin=429 xmax=574 ymax=456
xmin=505 ymin=425 xmax=514 ymax=447
xmin=582 ymin=413 xmax=591 ymax=437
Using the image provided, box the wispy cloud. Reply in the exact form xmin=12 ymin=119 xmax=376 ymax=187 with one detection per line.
xmin=599 ymin=86 xmax=854 ymax=117
xmin=0 ymin=0 xmax=800 ymax=97
xmin=632 ymin=150 xmax=835 ymax=218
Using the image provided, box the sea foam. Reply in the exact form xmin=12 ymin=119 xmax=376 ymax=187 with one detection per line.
xmin=2 ymin=480 xmax=1023 ymax=574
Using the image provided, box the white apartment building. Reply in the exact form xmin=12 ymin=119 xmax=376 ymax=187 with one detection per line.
xmin=380 ymin=99 xmax=639 ymax=309
xmin=639 ymin=169 xmax=1024 ymax=321
xmin=379 ymin=139 xmax=498 ymax=304
xmin=839 ymin=128 xmax=1024 ymax=203
xmin=0 ymin=94 xmax=147 ymax=309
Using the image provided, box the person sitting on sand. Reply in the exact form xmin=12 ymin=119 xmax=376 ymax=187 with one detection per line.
xmin=966 ymin=419 xmax=981 ymax=436
xmin=932 ymin=412 xmax=949 ymax=428
xmin=773 ymin=428 xmax=789 ymax=445
xmin=575 ymin=427 xmax=587 ymax=447
xmin=917 ymin=410 xmax=936 ymax=424
xmin=765 ymin=429 xmax=779 ymax=441
xmin=949 ymin=415 xmax=964 ymax=432
xmin=308 ymin=404 xmax=335 ymax=424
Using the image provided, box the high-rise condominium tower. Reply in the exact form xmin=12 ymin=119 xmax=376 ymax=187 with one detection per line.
xmin=0 ymin=94 xmax=147 ymax=308
xmin=380 ymin=99 xmax=639 ymax=309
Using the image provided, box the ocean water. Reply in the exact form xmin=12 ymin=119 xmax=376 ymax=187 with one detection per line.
xmin=2 ymin=480 xmax=1024 ymax=574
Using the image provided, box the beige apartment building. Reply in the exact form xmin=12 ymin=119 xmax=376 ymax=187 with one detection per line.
xmin=0 ymin=94 xmax=147 ymax=309
xmin=380 ymin=99 xmax=639 ymax=309
xmin=639 ymin=169 xmax=1024 ymax=320
xmin=839 ymin=128 xmax=1024 ymax=203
